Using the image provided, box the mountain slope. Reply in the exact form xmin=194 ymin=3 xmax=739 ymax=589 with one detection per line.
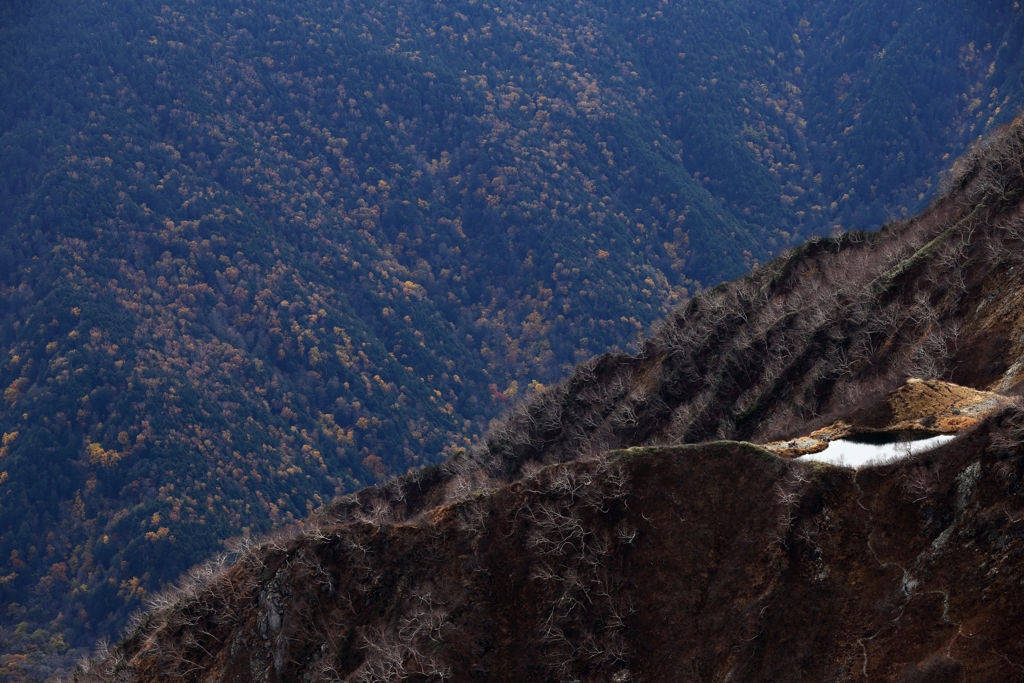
xmin=471 ymin=117 xmax=1024 ymax=478
xmin=68 ymin=115 xmax=1024 ymax=683
xmin=73 ymin=421 xmax=1024 ymax=682
xmin=4 ymin=0 xmax=1024 ymax=674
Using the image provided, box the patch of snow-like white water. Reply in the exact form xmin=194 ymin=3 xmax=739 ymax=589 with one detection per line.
xmin=799 ymin=432 xmax=957 ymax=468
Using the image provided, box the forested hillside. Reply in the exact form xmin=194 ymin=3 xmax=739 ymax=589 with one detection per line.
xmin=2 ymin=0 xmax=1024 ymax=678
xmin=72 ymin=115 xmax=1024 ymax=683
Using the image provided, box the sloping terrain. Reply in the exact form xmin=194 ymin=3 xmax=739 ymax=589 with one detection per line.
xmin=5 ymin=0 xmax=1024 ymax=675
xmin=466 ymin=116 xmax=1024 ymax=481
xmin=74 ymin=423 xmax=1024 ymax=683
xmin=67 ymin=116 xmax=1024 ymax=682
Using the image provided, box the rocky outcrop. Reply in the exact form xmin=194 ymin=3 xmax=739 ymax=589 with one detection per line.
xmin=764 ymin=378 xmax=1011 ymax=457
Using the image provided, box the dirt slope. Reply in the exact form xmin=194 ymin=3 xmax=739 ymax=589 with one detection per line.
xmin=764 ymin=378 xmax=1011 ymax=457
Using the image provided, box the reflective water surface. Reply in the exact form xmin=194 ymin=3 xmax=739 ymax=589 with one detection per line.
xmin=799 ymin=431 xmax=957 ymax=468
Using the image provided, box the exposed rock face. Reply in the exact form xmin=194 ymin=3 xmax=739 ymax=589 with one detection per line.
xmin=71 ymin=120 xmax=1024 ymax=683
xmin=764 ymin=378 xmax=1011 ymax=457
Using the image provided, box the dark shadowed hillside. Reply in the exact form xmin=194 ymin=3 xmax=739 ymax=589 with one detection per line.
xmin=67 ymin=116 xmax=1024 ymax=683
xmin=74 ymin=432 xmax=1024 ymax=682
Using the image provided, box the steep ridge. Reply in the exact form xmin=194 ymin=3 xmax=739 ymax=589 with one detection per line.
xmin=5 ymin=0 xmax=1024 ymax=668
xmin=68 ymin=117 xmax=1024 ymax=682
xmin=467 ymin=115 xmax=1024 ymax=479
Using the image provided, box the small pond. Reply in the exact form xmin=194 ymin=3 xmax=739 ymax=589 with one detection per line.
xmin=799 ymin=431 xmax=957 ymax=468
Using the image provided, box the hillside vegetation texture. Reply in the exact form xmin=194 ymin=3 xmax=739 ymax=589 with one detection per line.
xmin=72 ymin=118 xmax=1024 ymax=683
xmin=71 ymin=117 xmax=1024 ymax=682
xmin=3 ymin=0 xmax=1024 ymax=676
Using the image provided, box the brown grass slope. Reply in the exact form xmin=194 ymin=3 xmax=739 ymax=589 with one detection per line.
xmin=69 ymin=118 xmax=1024 ymax=682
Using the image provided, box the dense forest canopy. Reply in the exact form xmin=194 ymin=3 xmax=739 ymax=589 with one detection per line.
xmin=1 ymin=0 xmax=1024 ymax=678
